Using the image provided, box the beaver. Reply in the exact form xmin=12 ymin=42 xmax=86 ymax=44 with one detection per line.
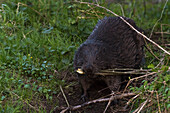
xmin=73 ymin=17 xmax=145 ymax=100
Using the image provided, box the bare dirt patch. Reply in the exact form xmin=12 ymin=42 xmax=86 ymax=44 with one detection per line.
xmin=54 ymin=72 xmax=132 ymax=113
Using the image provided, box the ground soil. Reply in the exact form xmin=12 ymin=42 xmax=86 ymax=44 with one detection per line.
xmin=53 ymin=72 xmax=133 ymax=113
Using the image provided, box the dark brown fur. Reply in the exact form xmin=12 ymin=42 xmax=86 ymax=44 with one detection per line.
xmin=73 ymin=17 xmax=145 ymax=100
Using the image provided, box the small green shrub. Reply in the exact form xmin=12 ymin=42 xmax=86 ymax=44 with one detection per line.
xmin=130 ymin=65 xmax=170 ymax=112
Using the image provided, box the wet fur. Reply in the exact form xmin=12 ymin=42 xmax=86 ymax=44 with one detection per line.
xmin=74 ymin=17 xmax=145 ymax=100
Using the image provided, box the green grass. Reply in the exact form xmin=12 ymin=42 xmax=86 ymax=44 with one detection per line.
xmin=0 ymin=0 xmax=169 ymax=112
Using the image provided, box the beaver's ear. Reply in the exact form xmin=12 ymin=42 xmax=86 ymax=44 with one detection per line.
xmin=76 ymin=68 xmax=84 ymax=74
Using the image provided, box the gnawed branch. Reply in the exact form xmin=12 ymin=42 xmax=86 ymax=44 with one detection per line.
xmin=95 ymin=68 xmax=151 ymax=76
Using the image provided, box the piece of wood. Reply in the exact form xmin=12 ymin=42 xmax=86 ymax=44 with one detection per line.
xmin=59 ymin=93 xmax=136 ymax=113
xmin=95 ymin=68 xmax=151 ymax=76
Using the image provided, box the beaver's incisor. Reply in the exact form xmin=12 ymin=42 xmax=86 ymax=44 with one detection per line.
xmin=73 ymin=17 xmax=145 ymax=100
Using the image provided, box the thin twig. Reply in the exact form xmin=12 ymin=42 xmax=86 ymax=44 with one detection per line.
xmin=137 ymin=99 xmax=148 ymax=113
xmin=155 ymin=54 xmax=165 ymax=68
xmin=123 ymin=72 xmax=157 ymax=92
xmin=16 ymin=2 xmax=49 ymax=22
xmin=73 ymin=1 xmax=170 ymax=55
xmin=17 ymin=2 xmax=42 ymax=15
xmin=25 ymin=30 xmax=33 ymax=36
xmin=156 ymin=91 xmax=162 ymax=113
xmin=96 ymin=68 xmax=151 ymax=76
xmin=87 ymin=3 xmax=101 ymax=18
xmin=160 ymin=24 xmax=170 ymax=26
xmin=155 ymin=32 xmax=170 ymax=35
xmin=119 ymin=16 xmax=170 ymax=55
xmin=132 ymin=99 xmax=148 ymax=113
xmin=125 ymin=92 xmax=141 ymax=108
xmin=128 ymin=71 xmax=156 ymax=82
xmin=60 ymin=108 xmax=69 ymax=113
xmin=59 ymin=85 xmax=71 ymax=113
xmin=103 ymin=93 xmax=114 ymax=113
xmin=161 ymin=24 xmax=164 ymax=43
xmin=144 ymin=38 xmax=160 ymax=61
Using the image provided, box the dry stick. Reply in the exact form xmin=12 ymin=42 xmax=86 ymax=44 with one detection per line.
xmin=149 ymin=0 xmax=169 ymax=39
xmin=60 ymin=108 xmax=69 ymax=113
xmin=161 ymin=24 xmax=164 ymax=43
xmin=96 ymin=68 xmax=151 ymax=76
xmin=16 ymin=2 xmax=20 ymax=14
xmin=161 ymin=24 xmax=170 ymax=26
xmin=16 ymin=2 xmax=49 ymax=22
xmin=103 ymin=94 xmax=114 ymax=113
xmin=129 ymin=98 xmax=137 ymax=112
xmin=132 ymin=91 xmax=153 ymax=113
xmin=165 ymin=44 xmax=170 ymax=46
xmin=59 ymin=85 xmax=71 ymax=113
xmin=88 ymin=4 xmax=101 ymax=18
xmin=136 ymin=99 xmax=148 ymax=113
xmin=165 ymin=56 xmax=170 ymax=67
xmin=156 ymin=91 xmax=162 ymax=113
xmin=60 ymin=93 xmax=136 ymax=113
xmin=74 ymin=1 xmax=119 ymax=16
xmin=143 ymin=38 xmax=160 ymax=61
xmin=73 ymin=1 xmax=170 ymax=56
xmin=17 ymin=2 xmax=41 ymax=15
xmin=79 ymin=10 xmax=98 ymax=16
xmin=11 ymin=91 xmax=40 ymax=112
xmin=132 ymin=99 xmax=148 ymax=113
xmin=125 ymin=92 xmax=141 ymax=109
xmin=123 ymin=72 xmax=157 ymax=93
xmin=155 ymin=54 xmax=165 ymax=68
xmin=119 ymin=17 xmax=170 ymax=55
xmin=155 ymin=32 xmax=170 ymax=35
xmin=139 ymin=99 xmax=153 ymax=112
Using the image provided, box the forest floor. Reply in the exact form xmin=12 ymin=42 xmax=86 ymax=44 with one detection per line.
xmin=53 ymin=72 xmax=134 ymax=113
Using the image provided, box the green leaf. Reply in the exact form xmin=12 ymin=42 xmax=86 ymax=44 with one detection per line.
xmin=42 ymin=27 xmax=53 ymax=34
xmin=41 ymin=64 xmax=46 ymax=68
xmin=167 ymin=104 xmax=170 ymax=109
xmin=38 ymin=87 xmax=43 ymax=92
xmin=147 ymin=64 xmax=154 ymax=69
xmin=144 ymin=81 xmax=148 ymax=86
xmin=1 ymin=96 xmax=5 ymax=101
xmin=43 ymin=89 xmax=48 ymax=93
xmin=24 ymin=84 xmax=30 ymax=89
xmin=23 ymin=56 xmax=27 ymax=61
xmin=165 ymin=87 xmax=169 ymax=93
